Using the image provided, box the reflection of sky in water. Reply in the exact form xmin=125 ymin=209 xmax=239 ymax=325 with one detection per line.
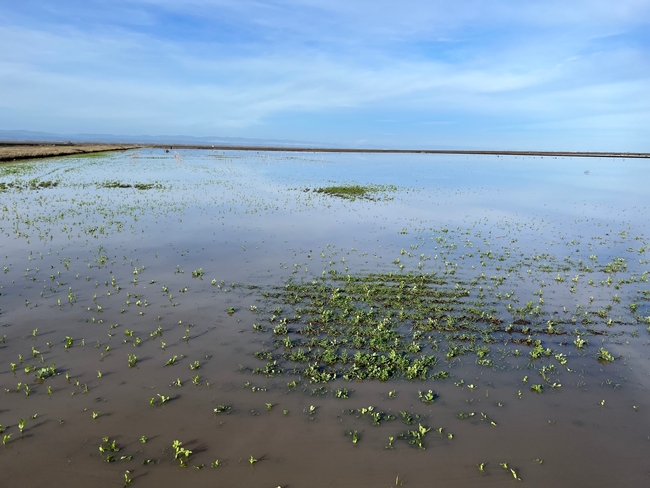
xmin=228 ymin=151 xmax=649 ymax=262
xmin=2 ymin=150 xmax=648 ymax=269
xmin=16 ymin=149 xmax=646 ymax=229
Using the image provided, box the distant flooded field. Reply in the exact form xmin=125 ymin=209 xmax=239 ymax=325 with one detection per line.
xmin=1 ymin=149 xmax=649 ymax=487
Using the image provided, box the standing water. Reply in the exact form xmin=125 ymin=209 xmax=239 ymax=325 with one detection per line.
xmin=0 ymin=149 xmax=649 ymax=487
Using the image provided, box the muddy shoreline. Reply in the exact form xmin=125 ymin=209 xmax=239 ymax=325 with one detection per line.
xmin=1 ymin=141 xmax=648 ymax=162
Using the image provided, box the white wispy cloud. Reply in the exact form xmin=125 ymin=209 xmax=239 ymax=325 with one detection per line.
xmin=0 ymin=1 xmax=648 ymax=149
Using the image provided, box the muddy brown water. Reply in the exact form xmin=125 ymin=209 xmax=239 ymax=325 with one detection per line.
xmin=1 ymin=150 xmax=649 ymax=487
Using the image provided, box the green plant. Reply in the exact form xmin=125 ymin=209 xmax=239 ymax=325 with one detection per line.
xmin=597 ymin=347 xmax=615 ymax=362
xmin=349 ymin=430 xmax=359 ymax=444
xmin=500 ymin=462 xmax=521 ymax=481
xmin=172 ymin=440 xmax=192 ymax=467
xmin=401 ymin=424 xmax=430 ymax=449
xmin=99 ymin=436 xmax=120 ymax=461
xmin=127 ymin=354 xmax=138 ymax=368
xmin=418 ymin=390 xmax=436 ymax=404
xmin=334 ymin=388 xmax=349 ymax=399
xmin=574 ymin=336 xmax=587 ymax=349
xmin=35 ymin=364 xmax=57 ymax=380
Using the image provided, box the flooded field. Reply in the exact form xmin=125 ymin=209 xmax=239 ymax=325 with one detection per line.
xmin=1 ymin=149 xmax=649 ymax=487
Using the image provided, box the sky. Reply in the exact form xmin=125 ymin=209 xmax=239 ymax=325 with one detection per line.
xmin=1 ymin=0 xmax=649 ymax=150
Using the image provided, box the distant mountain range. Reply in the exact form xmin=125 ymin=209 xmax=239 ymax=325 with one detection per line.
xmin=0 ymin=129 xmax=326 ymax=147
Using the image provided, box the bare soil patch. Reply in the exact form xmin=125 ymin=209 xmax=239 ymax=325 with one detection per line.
xmin=0 ymin=143 xmax=139 ymax=162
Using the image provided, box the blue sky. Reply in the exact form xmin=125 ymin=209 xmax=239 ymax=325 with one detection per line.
xmin=1 ymin=1 xmax=649 ymax=150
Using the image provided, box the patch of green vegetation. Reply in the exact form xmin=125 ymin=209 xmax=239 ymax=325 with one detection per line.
xmin=312 ymin=184 xmax=396 ymax=201
xmin=253 ymin=271 xmax=492 ymax=383
xmin=252 ymin=263 xmax=631 ymax=387
xmin=0 ymin=179 xmax=59 ymax=191
xmin=0 ymin=162 xmax=37 ymax=177
xmin=98 ymin=181 xmax=163 ymax=190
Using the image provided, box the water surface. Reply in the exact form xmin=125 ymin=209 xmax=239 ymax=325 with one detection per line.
xmin=1 ymin=150 xmax=649 ymax=487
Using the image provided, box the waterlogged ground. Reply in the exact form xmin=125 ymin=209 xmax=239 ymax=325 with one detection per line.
xmin=1 ymin=149 xmax=650 ymax=487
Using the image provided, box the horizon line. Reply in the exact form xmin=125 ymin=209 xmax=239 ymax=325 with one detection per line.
xmin=1 ymin=141 xmax=649 ymax=160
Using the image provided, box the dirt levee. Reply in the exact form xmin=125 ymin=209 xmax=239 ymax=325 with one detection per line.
xmin=0 ymin=143 xmax=139 ymax=162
